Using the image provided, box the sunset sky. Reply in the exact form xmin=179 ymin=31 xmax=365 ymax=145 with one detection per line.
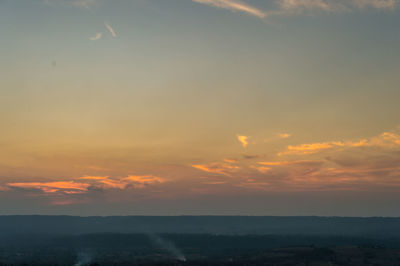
xmin=1 ymin=0 xmax=400 ymax=216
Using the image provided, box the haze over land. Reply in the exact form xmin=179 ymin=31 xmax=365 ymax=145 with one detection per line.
xmin=1 ymin=216 xmax=400 ymax=265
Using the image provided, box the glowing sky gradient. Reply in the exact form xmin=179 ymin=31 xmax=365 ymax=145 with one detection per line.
xmin=1 ymin=0 xmax=400 ymax=216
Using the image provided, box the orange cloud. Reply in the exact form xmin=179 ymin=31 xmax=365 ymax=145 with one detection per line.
xmin=251 ymin=166 xmax=271 ymax=173
xmin=380 ymin=132 xmax=400 ymax=145
xmin=86 ymin=175 xmax=166 ymax=189
xmin=258 ymin=160 xmax=322 ymax=166
xmin=279 ymin=131 xmax=400 ymax=156
xmin=6 ymin=174 xmax=167 ymax=195
xmin=348 ymin=139 xmax=369 ymax=147
xmin=237 ymin=135 xmax=249 ymax=148
xmin=7 ymin=181 xmax=90 ymax=194
xmin=123 ymin=175 xmax=165 ymax=187
xmin=82 ymin=175 xmax=166 ymax=190
xmin=192 ymin=163 xmax=239 ymax=176
xmin=278 ymin=142 xmax=335 ymax=156
xmin=278 ymin=133 xmax=291 ymax=139
xmin=97 ymin=179 xmax=127 ymax=189
xmin=78 ymin=176 xmax=109 ymax=180
xmin=202 ymin=181 xmax=227 ymax=185
xmin=277 ymin=140 xmax=372 ymax=156
xmin=188 ymin=130 xmax=400 ymax=192
xmin=224 ymin=158 xmax=238 ymax=163
xmin=258 ymin=161 xmax=292 ymax=166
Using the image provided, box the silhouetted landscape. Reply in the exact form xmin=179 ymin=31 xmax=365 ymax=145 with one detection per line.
xmin=2 ymin=216 xmax=400 ymax=236
xmin=1 ymin=216 xmax=400 ymax=265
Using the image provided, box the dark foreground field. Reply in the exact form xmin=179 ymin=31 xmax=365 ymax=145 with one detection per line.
xmin=1 ymin=233 xmax=400 ymax=265
xmin=1 ymin=216 xmax=400 ymax=265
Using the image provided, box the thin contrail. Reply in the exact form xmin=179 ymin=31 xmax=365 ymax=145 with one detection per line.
xmin=104 ymin=21 xmax=117 ymax=37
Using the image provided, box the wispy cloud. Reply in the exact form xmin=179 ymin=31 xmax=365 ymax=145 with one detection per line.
xmin=193 ymin=0 xmax=398 ymax=20
xmin=7 ymin=181 xmax=90 ymax=194
xmin=89 ymin=32 xmax=102 ymax=41
xmin=353 ymin=0 xmax=397 ymax=9
xmin=250 ymin=165 xmax=271 ymax=173
xmin=78 ymin=175 xmax=109 ymax=180
xmin=278 ymin=0 xmax=397 ymax=12
xmin=89 ymin=22 xmax=117 ymax=41
xmin=224 ymin=158 xmax=238 ymax=163
xmin=71 ymin=0 xmax=96 ymax=8
xmin=79 ymin=175 xmax=165 ymax=189
xmin=380 ymin=132 xmax=400 ymax=145
xmin=123 ymin=175 xmax=166 ymax=188
xmin=104 ymin=21 xmax=117 ymax=37
xmin=278 ymin=131 xmax=400 ymax=156
xmin=185 ymin=128 xmax=400 ymax=192
xmin=7 ymin=175 xmax=166 ymax=195
xmin=278 ymin=133 xmax=291 ymax=139
xmin=278 ymin=141 xmax=337 ymax=156
xmin=277 ymin=0 xmax=346 ymax=12
xmin=192 ymin=162 xmax=240 ymax=176
xmin=44 ymin=0 xmax=97 ymax=9
xmin=258 ymin=160 xmax=323 ymax=166
xmin=193 ymin=0 xmax=267 ymax=18
xmin=237 ymin=135 xmax=249 ymax=148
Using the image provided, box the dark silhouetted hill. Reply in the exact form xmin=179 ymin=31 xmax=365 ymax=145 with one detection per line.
xmin=0 ymin=216 xmax=399 ymax=237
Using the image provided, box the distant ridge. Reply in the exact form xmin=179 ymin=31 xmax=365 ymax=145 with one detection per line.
xmin=1 ymin=216 xmax=400 ymax=237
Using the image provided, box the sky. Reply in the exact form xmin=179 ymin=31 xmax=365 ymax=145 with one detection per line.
xmin=1 ymin=0 xmax=400 ymax=216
